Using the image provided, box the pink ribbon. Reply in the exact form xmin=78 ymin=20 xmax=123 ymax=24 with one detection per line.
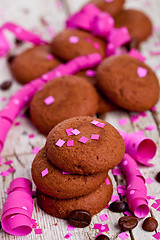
xmin=120 ymin=154 xmax=149 ymax=218
xmin=1 ymin=178 xmax=33 ymax=236
xmin=0 ymin=22 xmax=46 ymax=57
xmin=0 ymin=53 xmax=102 ymax=153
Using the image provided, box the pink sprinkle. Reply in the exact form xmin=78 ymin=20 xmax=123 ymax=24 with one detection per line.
xmin=67 ymin=225 xmax=75 ymax=231
xmin=0 ymin=157 xmax=2 ymax=165
xmin=4 ymin=160 xmax=13 ymax=165
xmin=100 ymin=224 xmax=109 ymax=232
xmin=7 ymin=167 xmax=16 ymax=173
xmin=85 ymin=37 xmax=92 ymax=43
xmin=124 ymin=211 xmax=133 ymax=216
xmin=67 ymin=140 xmax=74 ymax=147
xmin=151 ymin=202 xmax=160 ymax=209
xmin=35 ymin=229 xmax=42 ymax=234
xmin=139 ymin=112 xmax=147 ymax=117
xmin=55 ymin=139 xmax=65 ymax=147
xmin=79 ymin=136 xmax=89 ymax=144
xmin=129 ymin=49 xmax=146 ymax=62
xmin=105 ymin=0 xmax=113 ymax=2
xmin=86 ymin=70 xmax=96 ymax=77
xmin=0 ymin=97 xmax=6 ymax=101
xmin=153 ymin=65 xmax=160 ymax=70
xmin=96 ymin=122 xmax=105 ymax=128
xmin=145 ymin=178 xmax=154 ymax=184
xmin=14 ymin=122 xmax=20 ymax=126
xmin=48 ymin=26 xmax=55 ymax=38
xmin=91 ymin=120 xmax=99 ymax=125
xmin=105 ymin=178 xmax=110 ymax=185
xmin=29 ymin=134 xmax=35 ymax=139
xmin=91 ymin=134 xmax=99 ymax=140
xmin=46 ymin=54 xmax=54 ymax=60
xmin=111 ymin=195 xmax=119 ymax=202
xmin=118 ymin=118 xmax=128 ymax=126
xmin=93 ymin=42 xmax=100 ymax=50
xmin=147 ymin=195 xmax=155 ymax=200
xmin=94 ymin=223 xmax=102 ymax=230
xmin=5 ymin=188 xmax=10 ymax=194
xmin=145 ymin=125 xmax=156 ymax=131
xmin=117 ymin=185 xmax=126 ymax=196
xmin=32 ymin=147 xmax=40 ymax=154
xmin=153 ymin=232 xmax=160 ymax=239
xmin=69 ymin=36 xmax=79 ymax=44
xmin=99 ymin=214 xmax=109 ymax=222
xmin=150 ymin=51 xmax=160 ymax=56
xmin=130 ymin=115 xmax=139 ymax=123
xmin=137 ymin=67 xmax=147 ymax=78
xmin=112 ymin=168 xmax=122 ymax=176
xmin=151 ymin=106 xmax=157 ymax=111
xmin=41 ymin=168 xmax=48 ymax=177
xmin=66 ymin=128 xmax=74 ymax=136
xmin=31 ymin=219 xmax=37 ymax=224
xmin=44 ymin=96 xmax=55 ymax=105
xmin=118 ymin=232 xmax=129 ymax=240
xmin=62 ymin=171 xmax=70 ymax=174
xmin=1 ymin=171 xmax=10 ymax=176
xmin=71 ymin=129 xmax=81 ymax=135
xmin=153 ymin=26 xmax=160 ymax=32
xmin=64 ymin=233 xmax=73 ymax=239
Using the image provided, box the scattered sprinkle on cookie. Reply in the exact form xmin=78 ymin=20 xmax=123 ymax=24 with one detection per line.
xmin=79 ymin=136 xmax=89 ymax=144
xmin=105 ymin=178 xmax=110 ymax=185
xmin=71 ymin=129 xmax=81 ymax=135
xmin=69 ymin=36 xmax=79 ymax=44
xmin=137 ymin=67 xmax=148 ymax=78
xmin=46 ymin=54 xmax=54 ymax=60
xmin=41 ymin=168 xmax=48 ymax=177
xmin=91 ymin=134 xmax=99 ymax=140
xmin=32 ymin=147 xmax=40 ymax=154
xmin=85 ymin=70 xmax=96 ymax=77
xmin=67 ymin=140 xmax=74 ymax=147
xmin=96 ymin=122 xmax=105 ymax=128
xmin=55 ymin=139 xmax=65 ymax=147
xmin=66 ymin=128 xmax=74 ymax=136
xmin=44 ymin=96 xmax=55 ymax=105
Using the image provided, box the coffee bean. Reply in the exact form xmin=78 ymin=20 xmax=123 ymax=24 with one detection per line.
xmin=118 ymin=216 xmax=138 ymax=231
xmin=142 ymin=217 xmax=158 ymax=232
xmin=7 ymin=55 xmax=16 ymax=65
xmin=95 ymin=234 xmax=110 ymax=240
xmin=109 ymin=201 xmax=128 ymax=213
xmin=69 ymin=210 xmax=91 ymax=228
xmin=0 ymin=80 xmax=12 ymax=90
xmin=156 ymin=172 xmax=160 ymax=183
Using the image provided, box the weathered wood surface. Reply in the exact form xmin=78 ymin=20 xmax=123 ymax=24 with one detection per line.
xmin=0 ymin=0 xmax=160 ymax=239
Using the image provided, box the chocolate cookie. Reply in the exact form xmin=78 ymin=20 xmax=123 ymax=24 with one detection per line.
xmin=114 ymin=9 xmax=152 ymax=44
xmin=46 ymin=116 xmax=125 ymax=175
xmin=32 ymin=147 xmax=108 ymax=199
xmin=97 ymin=55 xmax=159 ymax=111
xmin=30 ymin=76 xmax=98 ymax=134
xmin=50 ymin=29 xmax=106 ymax=61
xmin=91 ymin=0 xmax=125 ymax=17
xmin=11 ymin=45 xmax=61 ymax=84
xmin=37 ymin=179 xmax=113 ymax=219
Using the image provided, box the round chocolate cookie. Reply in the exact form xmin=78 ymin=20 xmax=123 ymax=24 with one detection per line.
xmin=97 ymin=55 xmax=159 ymax=111
xmin=91 ymin=0 xmax=125 ymax=17
xmin=30 ymin=76 xmax=98 ymax=134
xmin=46 ymin=116 xmax=125 ymax=175
xmin=114 ymin=9 xmax=152 ymax=44
xmin=32 ymin=147 xmax=108 ymax=199
xmin=11 ymin=45 xmax=61 ymax=84
xmin=50 ymin=29 xmax=106 ymax=61
xmin=36 ymin=179 xmax=113 ymax=219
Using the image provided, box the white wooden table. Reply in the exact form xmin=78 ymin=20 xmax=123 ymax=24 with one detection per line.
xmin=0 ymin=0 xmax=160 ymax=239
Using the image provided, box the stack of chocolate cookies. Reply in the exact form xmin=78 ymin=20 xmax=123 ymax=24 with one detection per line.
xmin=32 ymin=116 xmax=125 ymax=219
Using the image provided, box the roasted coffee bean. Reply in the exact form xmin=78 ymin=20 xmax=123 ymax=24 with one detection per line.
xmin=7 ymin=55 xmax=16 ymax=65
xmin=109 ymin=201 xmax=128 ymax=212
xmin=142 ymin=217 xmax=158 ymax=232
xmin=95 ymin=234 xmax=110 ymax=240
xmin=0 ymin=80 xmax=12 ymax=90
xmin=156 ymin=172 xmax=160 ymax=183
xmin=118 ymin=216 xmax=138 ymax=231
xmin=69 ymin=209 xmax=91 ymax=228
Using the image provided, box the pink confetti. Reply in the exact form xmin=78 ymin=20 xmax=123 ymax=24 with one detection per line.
xmin=79 ymin=136 xmax=89 ymax=144
xmin=32 ymin=147 xmax=40 ymax=154
xmin=99 ymin=214 xmax=109 ymax=222
xmin=64 ymin=233 xmax=73 ymax=239
xmin=145 ymin=125 xmax=156 ymax=131
xmin=118 ymin=118 xmax=129 ymax=125
xmin=1 ymin=171 xmax=10 ymax=176
xmin=44 ymin=96 xmax=55 ymax=105
xmin=117 ymin=185 xmax=126 ymax=196
xmin=69 ymin=36 xmax=79 ymax=44
xmin=55 ymin=139 xmax=65 ymax=147
xmin=137 ymin=67 xmax=147 ymax=78
xmin=71 ymin=129 xmax=81 ymax=135
xmin=66 ymin=128 xmax=74 ymax=136
xmin=151 ymin=106 xmax=157 ymax=112
xmin=96 ymin=122 xmax=106 ymax=128
xmin=4 ymin=160 xmax=13 ymax=165
xmin=105 ymin=178 xmax=110 ymax=185
xmin=130 ymin=115 xmax=139 ymax=123
xmin=91 ymin=134 xmax=99 ymax=140
xmin=105 ymin=0 xmax=113 ymax=2
xmin=147 ymin=195 xmax=155 ymax=200
xmin=48 ymin=26 xmax=55 ymax=38
xmin=0 ymin=97 xmax=6 ymax=101
xmin=46 ymin=54 xmax=54 ymax=60
xmin=85 ymin=37 xmax=92 ymax=43
xmin=62 ymin=171 xmax=70 ymax=174
xmin=67 ymin=225 xmax=75 ymax=231
xmin=29 ymin=134 xmax=35 ymax=138
xmin=150 ymin=51 xmax=160 ymax=56
xmin=93 ymin=42 xmax=100 ymax=50
xmin=91 ymin=120 xmax=99 ymax=125
xmin=41 ymin=168 xmax=48 ymax=177
xmin=151 ymin=202 xmax=160 ymax=209
xmin=86 ymin=70 xmax=96 ymax=77
xmin=111 ymin=195 xmax=119 ymax=202
xmin=67 ymin=140 xmax=74 ymax=147
xmin=14 ymin=122 xmax=20 ymax=126
xmin=145 ymin=178 xmax=154 ymax=184
xmin=7 ymin=167 xmax=15 ymax=173
xmin=94 ymin=223 xmax=102 ymax=230
xmin=112 ymin=168 xmax=122 ymax=176
xmin=118 ymin=232 xmax=129 ymax=240
xmin=0 ymin=157 xmax=2 ymax=165
xmin=139 ymin=112 xmax=147 ymax=117
xmin=35 ymin=228 xmax=42 ymax=234
xmin=153 ymin=232 xmax=160 ymax=239
xmin=100 ymin=224 xmax=109 ymax=232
